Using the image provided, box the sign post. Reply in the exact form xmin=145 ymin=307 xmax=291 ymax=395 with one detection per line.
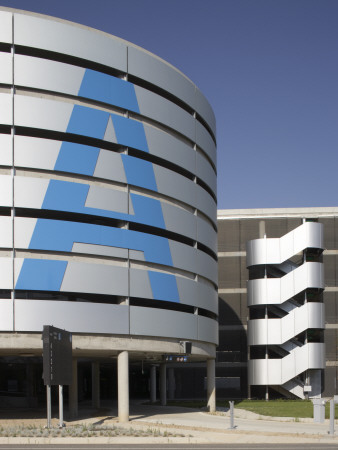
xmin=42 ymin=326 xmax=72 ymax=428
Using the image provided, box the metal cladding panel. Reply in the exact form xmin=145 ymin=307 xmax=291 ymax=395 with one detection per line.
xmin=93 ymin=150 xmax=127 ymax=184
xmin=14 ymin=13 xmax=127 ymax=72
xmin=195 ymin=88 xmax=216 ymax=137
xmin=196 ymin=251 xmax=218 ymax=285
xmin=247 ymin=278 xmax=279 ymax=306
xmin=0 ymin=258 xmax=13 ymax=289
xmin=169 ymin=240 xmax=197 ymax=275
xmin=84 ymin=185 xmax=128 ymax=214
xmin=128 ymin=46 xmax=196 ymax=112
xmin=153 ymin=166 xmax=195 ymax=208
xmin=267 ymin=319 xmax=282 ymax=344
xmin=60 ymin=262 xmax=128 ymax=296
xmin=195 ymin=184 xmax=217 ymax=225
xmin=143 ymin=124 xmax=195 ymax=172
xmin=14 ymin=136 xmax=61 ymax=170
xmin=14 ymin=299 xmax=129 ymax=334
xmin=248 ymin=263 xmax=324 ymax=306
xmin=196 ymin=152 xmax=217 ymax=195
xmin=0 ymin=93 xmax=13 ymax=125
xmin=0 ymin=175 xmax=13 ymax=206
xmin=14 ymin=54 xmax=85 ymax=96
xmin=196 ymin=121 xmax=216 ymax=166
xmin=248 ymin=359 xmax=268 ymax=385
xmin=169 ymin=240 xmax=216 ymax=284
xmin=248 ymin=319 xmax=268 ymax=346
xmin=176 ymin=277 xmax=218 ymax=313
xmin=161 ymin=202 xmax=196 ymax=241
xmin=0 ymin=300 xmax=13 ymax=331
xmin=72 ymin=243 xmax=128 ymax=259
xmin=247 ymin=222 xmax=324 ymax=266
xmin=14 ymin=96 xmax=73 ymax=132
xmin=134 ymin=85 xmax=195 ymax=141
xmin=14 ymin=176 xmax=49 ymax=209
xmin=0 ymin=216 xmax=13 ymax=248
xmin=198 ymin=316 xmax=218 ymax=344
xmin=129 ymin=269 xmax=152 ymax=299
xmin=0 ymin=11 xmax=12 ymax=43
xmin=0 ymin=52 xmax=12 ymax=84
xmin=130 ymin=306 xmax=198 ymax=340
xmin=0 ymin=134 xmax=12 ymax=166
xmin=308 ymin=343 xmax=326 ymax=368
xmin=197 ymin=216 xmax=217 ymax=254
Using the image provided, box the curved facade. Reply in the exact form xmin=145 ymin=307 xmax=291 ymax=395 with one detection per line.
xmin=247 ymin=221 xmax=325 ymax=398
xmin=0 ymin=9 xmax=217 ymax=415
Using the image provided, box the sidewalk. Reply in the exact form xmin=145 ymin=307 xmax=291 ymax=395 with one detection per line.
xmin=0 ymin=402 xmax=337 ymax=445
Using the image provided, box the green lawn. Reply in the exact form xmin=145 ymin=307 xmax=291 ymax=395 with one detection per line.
xmin=167 ymin=399 xmax=338 ymax=419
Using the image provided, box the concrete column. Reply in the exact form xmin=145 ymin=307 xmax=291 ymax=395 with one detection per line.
xmin=160 ymin=363 xmax=167 ymax=406
xmin=69 ymin=358 xmax=78 ymax=419
xmin=150 ymin=365 xmax=157 ymax=403
xmin=207 ymin=358 xmax=216 ymax=413
xmin=168 ymin=367 xmax=175 ymax=400
xmin=91 ymin=361 xmax=100 ymax=409
xmin=118 ymin=351 xmax=129 ymax=422
xmin=259 ymin=220 xmax=266 ymax=238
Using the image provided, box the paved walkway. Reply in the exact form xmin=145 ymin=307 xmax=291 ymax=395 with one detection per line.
xmin=0 ymin=402 xmax=337 ymax=445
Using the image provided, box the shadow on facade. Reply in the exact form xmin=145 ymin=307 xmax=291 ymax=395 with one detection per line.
xmin=217 ymin=296 xmax=248 ymax=399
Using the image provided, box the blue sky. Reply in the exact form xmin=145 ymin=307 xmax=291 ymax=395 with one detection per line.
xmin=1 ymin=0 xmax=338 ymax=209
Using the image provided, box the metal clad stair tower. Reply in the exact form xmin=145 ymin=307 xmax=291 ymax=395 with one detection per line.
xmin=246 ymin=221 xmax=325 ymax=399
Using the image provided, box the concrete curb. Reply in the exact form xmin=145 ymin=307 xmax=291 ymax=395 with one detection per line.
xmin=0 ymin=432 xmax=337 ymax=445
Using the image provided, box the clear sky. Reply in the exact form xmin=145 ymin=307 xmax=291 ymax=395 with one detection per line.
xmin=1 ymin=0 xmax=338 ymax=210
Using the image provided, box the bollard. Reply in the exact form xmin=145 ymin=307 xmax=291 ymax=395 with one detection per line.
xmin=229 ymin=401 xmax=235 ymax=429
xmin=329 ymin=398 xmax=335 ymax=436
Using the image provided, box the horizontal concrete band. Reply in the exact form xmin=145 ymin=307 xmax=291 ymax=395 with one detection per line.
xmin=0 ymin=332 xmax=216 ymax=359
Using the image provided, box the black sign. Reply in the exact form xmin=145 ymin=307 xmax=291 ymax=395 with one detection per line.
xmin=42 ymin=325 xmax=72 ymax=386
